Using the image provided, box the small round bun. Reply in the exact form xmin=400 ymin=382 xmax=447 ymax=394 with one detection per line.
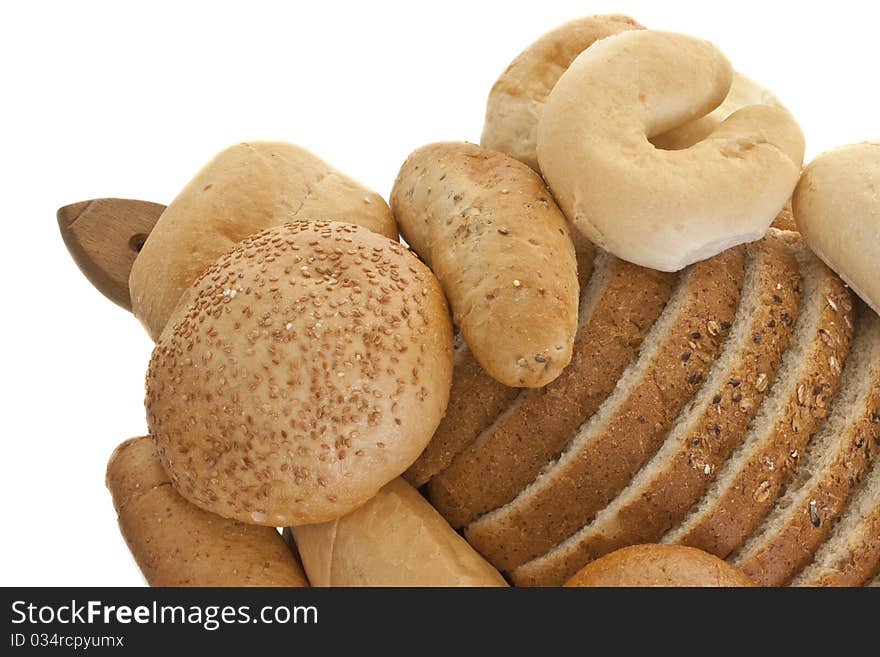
xmin=146 ymin=220 xmax=454 ymax=526
xmin=537 ymin=30 xmax=804 ymax=272
xmin=793 ymin=140 xmax=880 ymax=316
xmin=564 ymin=545 xmax=755 ymax=587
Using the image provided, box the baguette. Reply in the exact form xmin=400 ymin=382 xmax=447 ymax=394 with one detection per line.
xmin=292 ymin=478 xmax=507 ymax=587
xmin=130 ymin=141 xmax=397 ymax=341
xmin=107 ymin=437 xmax=308 ymax=587
xmin=390 ymin=142 xmax=580 ymax=388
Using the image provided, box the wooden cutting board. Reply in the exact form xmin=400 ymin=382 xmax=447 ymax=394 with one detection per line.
xmin=57 ymin=198 xmax=166 ymax=311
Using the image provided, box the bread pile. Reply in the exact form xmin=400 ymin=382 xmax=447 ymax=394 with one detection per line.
xmin=60 ymin=14 xmax=880 ymax=587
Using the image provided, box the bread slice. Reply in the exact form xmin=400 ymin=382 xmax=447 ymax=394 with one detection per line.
xmin=485 ymin=235 xmax=800 ymax=573
xmin=663 ymin=242 xmax=854 ymax=556
xmin=791 ymin=434 xmax=880 ymax=586
xmin=428 ymin=252 xmax=676 ymax=527
xmin=481 ymin=247 xmax=746 ymax=580
xmin=403 ymin=339 xmax=520 ymax=487
xmin=730 ymin=309 xmax=880 ymax=585
xmin=405 ymin=238 xmax=597 ymax=488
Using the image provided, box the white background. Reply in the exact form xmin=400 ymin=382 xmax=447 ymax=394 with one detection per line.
xmin=1 ymin=0 xmax=877 ymax=586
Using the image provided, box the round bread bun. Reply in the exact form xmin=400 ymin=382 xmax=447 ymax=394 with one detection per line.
xmin=146 ymin=220 xmax=454 ymax=526
xmin=537 ymin=30 xmax=804 ymax=272
xmin=564 ymin=544 xmax=755 ymax=587
xmin=793 ymin=140 xmax=880 ymax=316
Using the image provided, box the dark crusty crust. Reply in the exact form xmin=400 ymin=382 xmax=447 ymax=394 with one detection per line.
xmin=496 ymin=247 xmax=745 ymax=583
xmin=667 ymin=246 xmax=854 ymax=557
xmin=428 ymin=255 xmax=676 ymax=527
xmin=501 ymin=236 xmax=800 ymax=571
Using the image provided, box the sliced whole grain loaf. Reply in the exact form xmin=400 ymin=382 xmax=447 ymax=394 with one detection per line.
xmin=427 ymin=253 xmax=676 ymax=527
xmin=403 ymin=339 xmax=520 ymax=487
xmin=405 ymin=239 xmax=597 ymax=488
xmin=730 ymin=309 xmax=880 ymax=586
xmin=486 ymin=248 xmax=746 ymax=580
xmin=791 ymin=435 xmax=880 ymax=586
xmin=483 ymin=235 xmax=800 ymax=572
xmin=663 ymin=241 xmax=854 ymax=556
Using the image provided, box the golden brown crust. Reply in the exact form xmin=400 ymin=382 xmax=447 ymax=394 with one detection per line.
xmin=130 ymin=141 xmax=397 ymax=341
xmin=669 ymin=252 xmax=854 ymax=557
xmin=108 ymin=437 xmax=308 ymax=587
xmin=146 ymin=221 xmax=453 ymax=526
xmin=391 ymin=142 xmax=580 ymax=388
xmin=504 ymin=237 xmax=800 ymax=570
xmin=564 ymin=544 xmax=754 ymax=587
xmin=292 ymin=478 xmax=507 ymax=587
xmin=481 ymin=14 xmax=644 ymax=169
xmin=429 ymin=256 xmax=675 ymax=528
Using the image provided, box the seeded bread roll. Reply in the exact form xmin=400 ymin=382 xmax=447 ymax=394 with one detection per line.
xmin=292 ymin=478 xmax=507 ymax=587
xmin=146 ymin=221 xmax=453 ymax=526
xmin=792 ymin=140 xmax=880 ymax=316
xmin=564 ymin=545 xmax=754 ymax=587
xmin=390 ymin=142 xmax=579 ymax=388
xmin=130 ymin=141 xmax=397 ymax=341
xmin=107 ymin=437 xmax=308 ymax=587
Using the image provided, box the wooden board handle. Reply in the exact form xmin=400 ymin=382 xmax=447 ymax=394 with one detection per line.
xmin=57 ymin=198 xmax=166 ymax=311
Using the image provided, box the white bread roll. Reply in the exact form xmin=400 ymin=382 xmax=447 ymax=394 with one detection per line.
xmin=293 ymin=478 xmax=507 ymax=587
xmin=537 ymin=30 xmax=804 ymax=272
xmin=130 ymin=141 xmax=397 ymax=341
xmin=792 ymin=141 xmax=880 ymax=316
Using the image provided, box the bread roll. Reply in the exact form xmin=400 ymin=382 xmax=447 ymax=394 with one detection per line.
xmin=792 ymin=140 xmax=880 ymax=316
xmin=107 ymin=437 xmax=308 ymax=587
xmin=564 ymin=545 xmax=754 ymax=587
xmin=537 ymin=30 xmax=804 ymax=272
xmin=146 ymin=221 xmax=453 ymax=526
xmin=293 ymin=478 xmax=507 ymax=587
xmin=130 ymin=141 xmax=397 ymax=341
xmin=480 ymin=14 xmax=643 ymax=170
xmin=391 ymin=142 xmax=579 ymax=388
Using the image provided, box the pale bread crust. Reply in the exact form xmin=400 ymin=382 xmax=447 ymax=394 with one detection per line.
xmin=130 ymin=141 xmax=397 ymax=341
xmin=793 ymin=141 xmax=880 ymax=316
xmin=292 ymin=478 xmax=507 ymax=587
xmin=107 ymin=437 xmax=308 ymax=587
xmin=480 ymin=14 xmax=643 ymax=170
xmin=538 ymin=30 xmax=804 ymax=272
xmin=564 ymin=545 xmax=754 ymax=587
xmin=429 ymin=255 xmax=676 ymax=528
xmin=146 ymin=222 xmax=453 ymax=526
